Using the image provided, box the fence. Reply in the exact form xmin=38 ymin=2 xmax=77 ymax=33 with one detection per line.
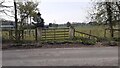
xmin=2 ymin=28 xmax=70 ymax=43
xmin=2 ymin=29 xmax=37 ymax=42
xmin=104 ymin=28 xmax=120 ymax=38
xmin=2 ymin=27 xmax=100 ymax=44
xmin=75 ymin=31 xmax=99 ymax=41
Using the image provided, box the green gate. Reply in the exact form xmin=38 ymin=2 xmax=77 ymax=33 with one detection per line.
xmin=41 ymin=28 xmax=69 ymax=43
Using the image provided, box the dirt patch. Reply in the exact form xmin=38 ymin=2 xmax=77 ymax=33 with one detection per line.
xmin=2 ymin=42 xmax=118 ymax=50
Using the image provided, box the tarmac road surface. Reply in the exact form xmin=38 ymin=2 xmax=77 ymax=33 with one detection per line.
xmin=2 ymin=47 xmax=118 ymax=66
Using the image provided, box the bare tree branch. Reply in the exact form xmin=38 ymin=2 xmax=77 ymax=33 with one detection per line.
xmin=0 ymin=0 xmax=14 ymax=17
xmin=0 ymin=0 xmax=13 ymax=8
xmin=0 ymin=0 xmax=5 ymax=5
xmin=0 ymin=10 xmax=14 ymax=17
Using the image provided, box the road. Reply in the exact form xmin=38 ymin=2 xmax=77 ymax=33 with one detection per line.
xmin=2 ymin=47 xmax=118 ymax=66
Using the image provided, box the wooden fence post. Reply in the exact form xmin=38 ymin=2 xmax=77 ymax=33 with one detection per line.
xmin=45 ymin=29 xmax=46 ymax=42
xmin=54 ymin=29 xmax=55 ymax=42
xmin=21 ymin=30 xmax=24 ymax=40
xmin=9 ymin=30 xmax=12 ymax=40
xmin=37 ymin=27 xmax=42 ymax=45
xmin=35 ymin=28 xmax=37 ymax=41
xmin=89 ymin=30 xmax=91 ymax=39
xmin=64 ymin=28 xmax=65 ymax=39
xmin=104 ymin=29 xmax=106 ymax=38
xmin=69 ymin=27 xmax=75 ymax=40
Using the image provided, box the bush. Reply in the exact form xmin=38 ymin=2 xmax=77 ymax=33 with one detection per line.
xmin=80 ymin=37 xmax=97 ymax=45
xmin=97 ymin=38 xmax=109 ymax=42
xmin=2 ymin=37 xmax=13 ymax=43
xmin=113 ymin=37 xmax=120 ymax=42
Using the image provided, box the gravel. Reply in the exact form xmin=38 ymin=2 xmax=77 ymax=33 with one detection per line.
xmin=2 ymin=42 xmax=118 ymax=50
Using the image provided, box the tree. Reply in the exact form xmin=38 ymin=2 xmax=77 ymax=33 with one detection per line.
xmin=16 ymin=1 xmax=39 ymax=40
xmin=66 ymin=21 xmax=74 ymax=28
xmin=66 ymin=22 xmax=71 ymax=27
xmin=32 ymin=12 xmax=45 ymax=28
xmin=88 ymin=21 xmax=98 ymax=25
xmin=115 ymin=2 xmax=120 ymax=13
xmin=53 ymin=23 xmax=58 ymax=28
xmin=0 ymin=0 xmax=13 ymax=17
xmin=48 ymin=23 xmax=58 ymax=28
xmin=49 ymin=23 xmax=52 ymax=27
xmin=17 ymin=1 xmax=39 ymax=29
xmin=89 ymin=1 xmax=120 ymax=38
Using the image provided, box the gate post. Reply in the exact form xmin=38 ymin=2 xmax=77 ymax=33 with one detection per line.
xmin=37 ymin=27 xmax=42 ymax=45
xmin=69 ymin=27 xmax=75 ymax=40
xmin=104 ymin=29 xmax=106 ymax=38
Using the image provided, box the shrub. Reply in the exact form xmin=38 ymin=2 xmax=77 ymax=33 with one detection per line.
xmin=113 ymin=37 xmax=120 ymax=42
xmin=80 ymin=37 xmax=97 ymax=45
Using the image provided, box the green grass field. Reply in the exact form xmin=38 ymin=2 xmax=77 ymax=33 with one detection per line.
xmin=75 ymin=25 xmax=119 ymax=38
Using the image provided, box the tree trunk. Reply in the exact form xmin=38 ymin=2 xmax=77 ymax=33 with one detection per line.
xmin=30 ymin=16 xmax=32 ymax=24
xmin=106 ymin=2 xmax=114 ymax=38
xmin=116 ymin=2 xmax=120 ymax=38
xmin=110 ymin=25 xmax=114 ymax=38
xmin=29 ymin=16 xmax=32 ymax=35
xmin=14 ymin=1 xmax=18 ymax=41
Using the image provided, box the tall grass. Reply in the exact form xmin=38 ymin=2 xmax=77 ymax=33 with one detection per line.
xmin=75 ymin=25 xmax=110 ymax=38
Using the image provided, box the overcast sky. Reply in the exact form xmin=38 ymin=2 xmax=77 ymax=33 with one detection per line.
xmin=0 ymin=0 xmax=93 ymax=24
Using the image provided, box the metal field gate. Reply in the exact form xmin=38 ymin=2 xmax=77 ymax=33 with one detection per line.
xmin=41 ymin=28 xmax=69 ymax=43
